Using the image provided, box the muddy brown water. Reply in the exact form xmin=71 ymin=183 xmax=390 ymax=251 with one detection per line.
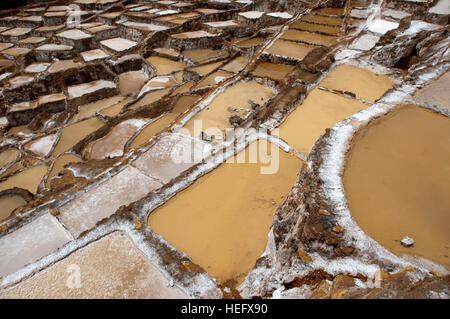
xmin=190 ymin=61 xmax=223 ymax=77
xmin=128 ymin=114 xmax=177 ymax=149
xmin=319 ymin=64 xmax=395 ymax=103
xmin=281 ymin=29 xmax=337 ymax=46
xmin=194 ymin=70 xmax=233 ymax=90
xmin=52 ymin=118 xmax=105 ymax=156
xmin=183 ymin=81 xmax=274 ymax=135
xmin=71 ymin=96 xmax=126 ymax=122
xmin=182 ymin=49 xmax=228 ymax=64
xmin=0 ymin=164 xmax=48 ymax=194
xmin=290 ymin=21 xmax=340 ymax=35
xmin=234 ymin=37 xmax=265 ymax=48
xmin=301 ymin=14 xmax=343 ymax=26
xmin=0 ymin=195 xmax=26 ymax=222
xmin=131 ymin=87 xmax=173 ymax=110
xmin=344 ymin=105 xmax=450 ymax=269
xmin=146 ymin=56 xmax=187 ymax=75
xmin=0 ymin=149 xmax=20 ymax=170
xmin=265 ymin=39 xmax=316 ymax=60
xmin=118 ymin=71 xmax=148 ymax=96
xmin=148 ymin=141 xmax=303 ymax=285
xmin=252 ymin=62 xmax=294 ymax=81
xmin=46 ymin=153 xmax=82 ymax=187
xmin=279 ymin=88 xmax=369 ymax=154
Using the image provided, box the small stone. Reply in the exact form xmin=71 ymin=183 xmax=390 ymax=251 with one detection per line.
xmin=200 ymin=131 xmax=212 ymax=142
xmin=135 ymin=220 xmax=143 ymax=230
xmin=297 ymin=248 xmax=313 ymax=262
xmin=271 ymin=201 xmax=276 ymax=205
xmin=319 ymin=209 xmax=330 ymax=216
xmin=49 ymin=207 xmax=59 ymax=216
xmin=0 ymin=224 xmax=7 ymax=233
xmin=400 ymin=236 xmax=414 ymax=247
xmin=332 ymin=225 xmax=342 ymax=233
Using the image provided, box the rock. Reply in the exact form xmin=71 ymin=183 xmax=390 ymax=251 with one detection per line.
xmin=297 ymin=247 xmax=313 ymax=262
xmin=200 ymin=131 xmax=212 ymax=142
xmin=309 ymin=280 xmax=331 ymax=299
xmin=400 ymin=236 xmax=414 ymax=247
xmin=228 ymin=114 xmax=243 ymax=127
xmin=0 ymin=224 xmax=7 ymax=233
xmin=49 ymin=207 xmax=59 ymax=216
xmin=135 ymin=220 xmax=143 ymax=230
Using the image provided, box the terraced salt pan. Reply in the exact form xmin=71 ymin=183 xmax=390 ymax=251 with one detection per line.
xmin=1 ymin=28 xmax=33 ymax=37
xmin=344 ymin=105 xmax=450 ymax=269
xmin=24 ymin=134 xmax=58 ymax=157
xmin=267 ymin=12 xmax=293 ymax=19
xmin=148 ymin=141 xmax=302 ymax=285
xmin=220 ymin=56 xmax=249 ymax=73
xmin=382 ymin=9 xmax=411 ymax=20
xmin=129 ymin=114 xmax=177 ymax=149
xmin=281 ymin=30 xmax=337 ymax=46
xmin=47 ymin=59 xmax=82 ymax=74
xmin=366 ymin=19 xmax=399 ymax=35
xmin=0 ymin=149 xmax=20 ymax=170
xmin=59 ymin=166 xmax=162 ymax=238
xmin=171 ymin=30 xmax=217 ymax=39
xmin=0 ymin=195 xmax=26 ymax=222
xmin=131 ymin=87 xmax=173 ymax=109
xmin=1 ymin=47 xmax=31 ymax=58
xmin=400 ymin=20 xmax=441 ymax=36
xmin=100 ymin=38 xmax=137 ymax=53
xmin=265 ymin=39 xmax=315 ymax=60
xmin=138 ymin=76 xmax=178 ymax=98
xmin=52 ymin=118 xmax=105 ymax=156
xmin=235 ymin=37 xmax=266 ymax=49
xmin=0 ymin=214 xmax=72 ymax=278
xmin=18 ymin=37 xmax=46 ymax=44
xmin=413 ymin=72 xmax=450 ymax=111
xmin=189 ymin=61 xmax=223 ymax=76
xmin=133 ymin=133 xmax=211 ymax=183
xmin=72 ymin=96 xmax=125 ymax=122
xmin=182 ymin=49 xmax=228 ymax=64
xmin=184 ymin=81 xmax=274 ymax=134
xmin=278 ymin=89 xmax=369 ymax=154
xmin=204 ymin=20 xmax=241 ymax=29
xmin=239 ymin=11 xmax=265 ymax=19
xmin=24 ymin=62 xmax=50 ymax=73
xmin=88 ymin=119 xmax=148 ymax=160
xmin=319 ymin=64 xmax=395 ymax=103
xmin=80 ymin=49 xmax=109 ymax=62
xmin=146 ymin=56 xmax=187 ymax=75
xmin=46 ymin=154 xmax=82 ymax=187
xmin=350 ymin=8 xmax=369 ymax=19
xmin=301 ymin=14 xmax=343 ymax=26
xmin=0 ymin=43 xmax=14 ymax=51
xmin=68 ymin=80 xmax=116 ymax=99
xmin=1 ymin=231 xmax=186 ymax=298
xmin=6 ymin=75 xmax=33 ymax=89
xmin=0 ymin=164 xmax=48 ymax=194
xmin=56 ymin=29 xmax=92 ymax=40
xmin=121 ymin=21 xmax=169 ymax=32
xmin=154 ymin=47 xmax=180 ymax=59
xmin=195 ymin=70 xmax=233 ymax=89
xmin=252 ymin=62 xmax=294 ymax=81
xmin=290 ymin=21 xmax=340 ymax=36
xmin=118 ymin=70 xmax=149 ymax=96
xmin=429 ymin=0 xmax=450 ymax=15
xmin=349 ymin=34 xmax=380 ymax=51
xmin=36 ymin=44 xmax=72 ymax=52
